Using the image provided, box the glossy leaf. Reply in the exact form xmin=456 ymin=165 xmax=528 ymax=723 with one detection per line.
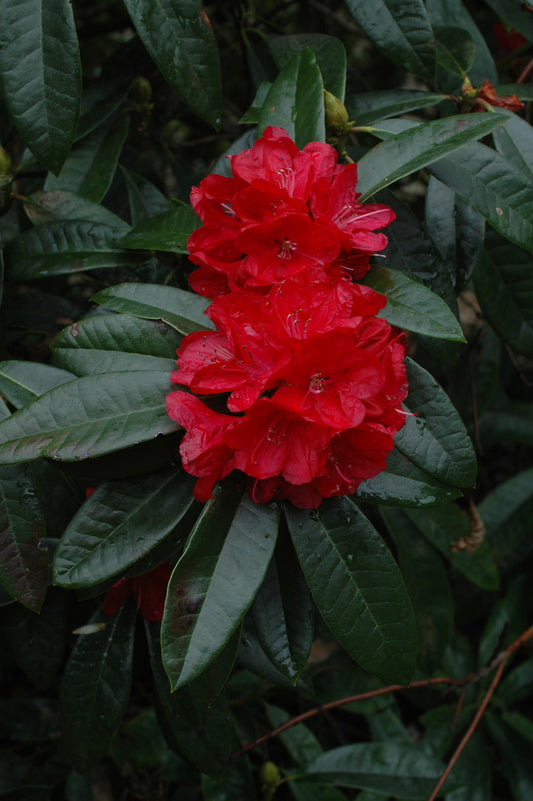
xmin=301 ymin=743 xmax=452 ymax=797
xmin=474 ymin=244 xmax=533 ymax=359
xmin=53 ymin=470 xmax=196 ymax=589
xmin=162 ymin=488 xmax=279 ymax=689
xmin=59 ymin=604 xmax=136 ymax=772
xmin=93 ymin=282 xmax=213 ymax=335
xmin=0 ymin=0 xmax=81 ymax=174
xmin=497 ymin=84 xmax=533 ymax=102
xmin=358 ymin=114 xmax=507 ymax=200
xmin=493 ymin=110 xmax=533 ymax=179
xmin=498 ymin=659 xmax=533 ymax=706
xmin=395 ymin=359 xmax=477 ymax=488
xmin=433 ymin=27 xmax=475 ymax=77
xmin=0 ymin=464 xmax=48 ymax=612
xmin=120 ymin=168 xmax=169 ymax=226
xmin=238 ymin=614 xmax=307 ymax=690
xmin=51 ymin=314 xmax=180 ymax=376
xmin=286 ymin=498 xmax=417 ymax=685
xmin=123 ymin=0 xmax=222 ymax=128
xmin=478 ymin=576 xmax=529 ymax=666
xmin=425 ymin=176 xmax=485 ymax=290
xmin=345 ymin=90 xmax=445 ymax=126
xmin=6 ymin=220 xmax=138 ymax=279
xmin=76 ymin=76 xmax=132 ymax=141
xmin=146 ymin=620 xmax=231 ymax=777
xmin=404 ymin=505 xmax=499 ymax=591
xmin=382 ymin=508 xmax=453 ymax=671
xmin=23 ymin=191 xmax=129 ymax=230
xmin=485 ymin=714 xmax=533 ymax=801
xmin=363 ymin=266 xmax=465 ymax=341
xmin=258 ymin=49 xmax=325 ymax=147
xmin=268 ymin=34 xmax=346 ymax=100
xmin=483 ymin=0 xmax=533 ymax=44
xmin=345 ymin=0 xmax=435 ymax=79
xmin=266 ymin=704 xmax=324 ymax=766
xmin=250 ymin=531 xmax=313 ymax=683
xmin=355 ymin=448 xmax=462 ymax=507
xmin=0 ymin=361 xmax=75 ymax=408
xmin=44 ymin=117 xmax=129 ymax=202
xmin=479 ymin=467 xmax=533 ymax=567
xmin=0 ymin=370 xmax=176 ymax=465
xmin=428 ymin=141 xmax=533 ymax=254
xmin=119 ymin=206 xmax=201 ymax=252
xmin=202 ymin=760 xmax=256 ymax=801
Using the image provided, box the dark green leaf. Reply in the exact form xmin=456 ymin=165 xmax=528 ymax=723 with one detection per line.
xmin=363 ymin=266 xmax=465 ymax=341
xmin=190 ymin=625 xmax=241 ymax=705
xmin=474 ymin=244 xmax=533 ymax=359
xmin=483 ymin=0 xmax=533 ymax=44
xmin=485 ymin=714 xmax=533 ymax=801
xmin=240 ymin=82 xmax=272 ymax=125
xmin=0 ymin=370 xmax=176 ymax=465
xmin=2 ymin=588 xmax=69 ymax=689
xmin=286 ymin=498 xmax=417 ymax=685
xmin=498 ymin=659 xmax=533 ymax=706
xmin=146 ymin=621 xmax=231 ymax=777
xmin=123 ymin=0 xmax=222 ymax=128
xmin=251 ymin=531 xmax=313 ymax=683
xmin=358 ymin=114 xmax=508 ymax=200
xmin=478 ymin=575 xmax=529 ymax=665
xmin=428 ymin=141 xmax=533 ymax=254
xmin=162 ymin=488 xmax=279 ymax=689
xmin=433 ymin=27 xmax=475 ymax=77
xmin=51 ymin=314 xmax=180 ymax=376
xmin=23 ymin=191 xmax=129 ymax=230
xmin=496 ymin=84 xmax=533 ymax=101
xmin=382 ymin=508 xmax=453 ymax=672
xmin=238 ymin=614 xmax=307 ymax=690
xmin=0 ymin=464 xmax=48 ymax=611
xmin=355 ymin=448 xmax=462 ymax=507
xmin=6 ymin=220 xmax=139 ymax=280
xmin=493 ymin=110 xmax=533 ymax=179
xmin=404 ymin=505 xmax=499 ymax=590
xmin=0 ymin=0 xmax=81 ymax=174
xmin=76 ymin=77 xmax=131 ymax=140
xmin=266 ymin=705 xmax=324 ymax=766
xmin=44 ymin=117 xmax=129 ymax=202
xmin=202 ymin=760 xmax=256 ymax=801
xmin=479 ymin=467 xmax=533 ymax=569
xmin=93 ymin=282 xmax=213 ymax=335
xmin=395 ymin=359 xmax=477 ymax=488
xmin=258 ymin=49 xmax=325 ymax=147
xmin=425 ymin=176 xmax=485 ymax=290
xmin=345 ymin=90 xmax=445 ymax=126
xmin=119 ymin=206 xmax=200 ymax=252
xmin=268 ymin=34 xmax=346 ymax=100
xmin=345 ymin=0 xmax=435 ymax=79
xmin=0 ymin=361 xmax=75 ymax=408
xmin=301 ymin=743 xmax=452 ymax=798
xmin=53 ymin=470 xmax=196 ymax=588
xmin=120 ymin=168 xmax=169 ymax=226
xmin=60 ymin=604 xmax=136 ymax=772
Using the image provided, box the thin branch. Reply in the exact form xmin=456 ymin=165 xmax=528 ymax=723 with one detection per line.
xmin=517 ymin=57 xmax=533 ymax=84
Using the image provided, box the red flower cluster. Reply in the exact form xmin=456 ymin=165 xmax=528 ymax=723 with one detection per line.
xmin=167 ymin=128 xmax=408 ymax=509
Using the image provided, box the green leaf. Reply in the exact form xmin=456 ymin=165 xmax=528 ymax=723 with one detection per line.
xmin=6 ymin=220 xmax=139 ymax=280
xmin=479 ymin=467 xmax=533 ymax=568
xmin=146 ymin=621 xmax=231 ymax=777
xmin=493 ymin=110 xmax=533 ymax=179
xmin=0 ymin=0 xmax=81 ymax=174
xmin=59 ymin=604 xmax=136 ymax=772
xmin=345 ymin=90 xmax=445 ymax=126
xmin=266 ymin=705 xmax=324 ymax=766
xmin=496 ymin=84 xmax=533 ymax=102
xmin=403 ymin=504 xmax=499 ymax=591
xmin=433 ymin=27 xmax=475 ymax=77
xmin=258 ymin=49 xmax=325 ymax=147
xmin=0 ymin=361 xmax=75 ymax=408
xmin=190 ymin=625 xmax=241 ymax=705
xmin=92 ymin=282 xmax=213 ymax=335
xmin=498 ymin=659 xmax=533 ymax=706
xmin=268 ymin=34 xmax=346 ymax=100
xmin=478 ymin=576 xmax=528 ymax=666
xmin=357 ymin=114 xmax=508 ymax=200
xmin=162 ymin=488 xmax=279 ymax=689
xmin=250 ymin=531 xmax=313 ymax=683
xmin=202 ymin=760 xmax=257 ymax=801
xmin=363 ymin=265 xmax=465 ymax=341
xmin=301 ymin=743 xmax=452 ymax=798
xmin=0 ymin=370 xmax=176 ymax=465
xmin=485 ymin=714 xmax=533 ymax=801
xmin=119 ymin=206 xmax=201 ymax=253
xmin=395 ymin=359 xmax=477 ymax=488
xmin=474 ymin=243 xmax=533 ymax=359
xmin=238 ymin=614 xmax=307 ymax=690
xmin=483 ymin=0 xmax=533 ymax=44
xmin=425 ymin=176 xmax=485 ymax=290
xmin=345 ymin=0 xmax=435 ymax=79
xmin=23 ymin=191 xmax=129 ymax=230
xmin=76 ymin=76 xmax=132 ymax=141
xmin=123 ymin=0 xmax=222 ymax=128
xmin=44 ymin=117 xmax=129 ymax=202
xmin=428 ymin=141 xmax=533 ymax=254
xmin=285 ymin=498 xmax=417 ymax=685
xmin=355 ymin=448 xmax=462 ymax=507
xmin=53 ymin=470 xmax=197 ymax=589
xmin=120 ymin=168 xmax=169 ymax=226
xmin=51 ymin=314 xmax=180 ymax=376
xmin=0 ymin=464 xmax=48 ymax=612
xmin=382 ymin=508 xmax=454 ymax=672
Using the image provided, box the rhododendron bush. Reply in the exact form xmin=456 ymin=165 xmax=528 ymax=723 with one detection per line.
xmin=0 ymin=0 xmax=532 ymax=798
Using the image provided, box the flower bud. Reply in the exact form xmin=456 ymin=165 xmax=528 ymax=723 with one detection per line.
xmin=260 ymin=761 xmax=280 ymax=786
xmin=0 ymin=145 xmax=11 ymax=175
xmin=324 ymin=90 xmax=350 ymax=135
xmin=131 ymin=76 xmax=152 ymax=104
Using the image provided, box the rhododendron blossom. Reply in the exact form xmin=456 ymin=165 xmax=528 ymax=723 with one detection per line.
xmin=166 ymin=127 xmax=408 ymax=509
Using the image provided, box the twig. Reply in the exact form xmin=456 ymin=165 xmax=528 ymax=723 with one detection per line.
xmin=517 ymin=57 xmax=533 ymax=84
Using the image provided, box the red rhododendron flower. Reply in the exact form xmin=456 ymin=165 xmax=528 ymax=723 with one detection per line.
xmin=493 ymin=22 xmax=526 ymax=54
xmin=103 ymin=563 xmax=172 ymax=621
xmin=167 ymin=127 xmax=407 ymax=508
